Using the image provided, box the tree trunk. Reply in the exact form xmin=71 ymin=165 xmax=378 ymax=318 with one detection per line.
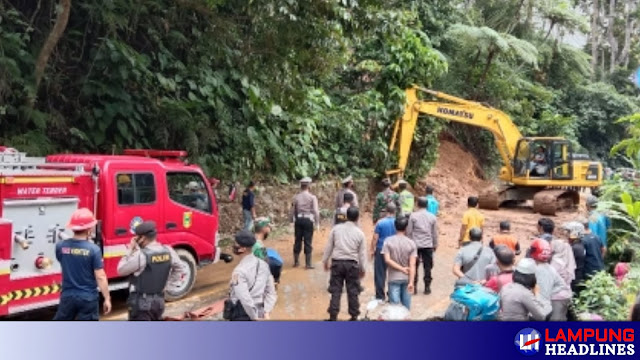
xmin=617 ymin=0 xmax=637 ymax=69
xmin=477 ymin=49 xmax=496 ymax=91
xmin=525 ymin=0 xmax=534 ymax=33
xmin=508 ymin=0 xmax=527 ymax=33
xmin=470 ymin=49 xmax=482 ymax=69
xmin=607 ymin=0 xmax=617 ymax=74
xmin=591 ymin=0 xmax=600 ymax=78
xmin=544 ymin=21 xmax=556 ymax=41
xmin=33 ymin=0 xmax=71 ymax=102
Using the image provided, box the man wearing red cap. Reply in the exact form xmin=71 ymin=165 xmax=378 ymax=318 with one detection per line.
xmin=54 ymin=208 xmax=111 ymax=320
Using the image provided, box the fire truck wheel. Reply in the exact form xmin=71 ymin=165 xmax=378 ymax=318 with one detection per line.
xmin=165 ymin=249 xmax=197 ymax=302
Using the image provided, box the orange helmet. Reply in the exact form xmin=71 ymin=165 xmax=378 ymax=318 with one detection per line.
xmin=67 ymin=208 xmax=97 ymax=231
xmin=530 ymin=238 xmax=551 ymax=262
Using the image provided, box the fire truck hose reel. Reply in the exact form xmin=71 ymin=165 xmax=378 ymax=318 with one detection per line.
xmin=35 ymin=256 xmax=52 ymax=270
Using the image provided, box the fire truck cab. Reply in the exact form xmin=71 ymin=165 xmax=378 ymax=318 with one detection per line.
xmin=0 ymin=147 xmax=219 ymax=317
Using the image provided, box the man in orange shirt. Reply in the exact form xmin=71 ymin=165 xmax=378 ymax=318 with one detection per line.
xmin=490 ymin=221 xmax=521 ymax=255
xmin=458 ymin=196 xmax=485 ymax=248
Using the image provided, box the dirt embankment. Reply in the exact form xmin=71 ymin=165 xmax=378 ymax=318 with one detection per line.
xmin=216 ymin=138 xmax=490 ymax=236
xmin=216 ymin=179 xmax=372 ymax=235
xmin=416 ymin=138 xmax=490 ymax=208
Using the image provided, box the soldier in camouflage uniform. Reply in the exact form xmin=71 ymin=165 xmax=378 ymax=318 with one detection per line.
xmin=372 ymin=178 xmax=400 ymax=224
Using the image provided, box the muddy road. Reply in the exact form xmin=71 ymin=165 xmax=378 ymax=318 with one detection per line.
xmin=93 ymin=202 xmax=580 ymax=321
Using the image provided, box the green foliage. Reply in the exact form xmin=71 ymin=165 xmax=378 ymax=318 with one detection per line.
xmin=537 ymin=0 xmax=590 ymax=35
xmin=598 ymin=134 xmax=640 ymax=262
xmin=573 ymin=271 xmax=638 ymax=321
xmin=560 ymin=83 xmax=639 ymax=163
xmin=611 ymin=114 xmax=640 ymax=159
xmin=445 ymin=25 xmax=538 ymax=69
xmin=0 ymin=0 xmax=638 ymax=185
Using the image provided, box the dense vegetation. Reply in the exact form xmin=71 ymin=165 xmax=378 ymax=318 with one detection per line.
xmin=1 ymin=0 xmax=638 ymax=182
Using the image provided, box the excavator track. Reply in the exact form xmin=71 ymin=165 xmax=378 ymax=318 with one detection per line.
xmin=478 ymin=185 xmax=579 ymax=216
xmin=532 ymin=188 xmax=580 ymax=216
xmin=478 ymin=189 xmax=500 ymax=210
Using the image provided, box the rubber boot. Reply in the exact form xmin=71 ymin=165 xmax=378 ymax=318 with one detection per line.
xmin=424 ymin=284 xmax=431 ymax=295
xmin=293 ymin=254 xmax=300 ymax=268
xmin=305 ymin=253 xmax=314 ymax=269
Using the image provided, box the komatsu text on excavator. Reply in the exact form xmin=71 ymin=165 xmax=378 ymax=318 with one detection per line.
xmin=387 ymin=86 xmax=602 ymax=215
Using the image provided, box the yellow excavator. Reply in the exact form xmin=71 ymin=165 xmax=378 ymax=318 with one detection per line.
xmin=387 ymin=86 xmax=603 ymax=215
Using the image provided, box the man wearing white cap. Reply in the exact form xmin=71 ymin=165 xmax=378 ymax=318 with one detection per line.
xmin=498 ymin=258 xmax=551 ymax=321
xmin=335 ymin=175 xmax=358 ymax=209
xmin=290 ymin=177 xmax=320 ymax=269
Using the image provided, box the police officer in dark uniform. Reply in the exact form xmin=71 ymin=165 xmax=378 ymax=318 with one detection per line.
xmin=117 ymin=221 xmax=186 ymax=321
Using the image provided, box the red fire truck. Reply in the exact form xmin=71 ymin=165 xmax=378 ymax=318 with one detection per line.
xmin=0 ymin=146 xmax=221 ymax=317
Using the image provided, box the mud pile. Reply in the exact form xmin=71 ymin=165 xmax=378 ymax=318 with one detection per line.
xmin=415 ymin=139 xmax=490 ymax=212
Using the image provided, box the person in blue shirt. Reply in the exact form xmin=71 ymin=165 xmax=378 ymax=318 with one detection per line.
xmin=370 ymin=203 xmax=397 ymax=301
xmin=425 ymin=185 xmax=439 ymax=216
xmin=54 ymin=208 xmax=111 ymax=320
xmin=586 ymin=196 xmax=610 ymax=251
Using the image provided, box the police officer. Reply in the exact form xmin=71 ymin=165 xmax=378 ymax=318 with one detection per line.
xmin=334 ymin=192 xmax=355 ymax=226
xmin=322 ymin=207 xmax=367 ymax=321
xmin=335 ymin=175 xmax=358 ymax=209
xmin=229 ymin=230 xmax=277 ymax=321
xmin=290 ymin=177 xmax=320 ymax=269
xmin=373 ymin=178 xmax=400 ymax=224
xmin=117 ymin=221 xmax=186 ymax=321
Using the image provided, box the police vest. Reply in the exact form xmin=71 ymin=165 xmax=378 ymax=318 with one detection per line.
xmin=130 ymin=247 xmax=172 ymax=295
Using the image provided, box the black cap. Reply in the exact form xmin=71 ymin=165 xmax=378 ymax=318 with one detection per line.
xmin=235 ymin=230 xmax=256 ymax=248
xmin=135 ymin=221 xmax=157 ymax=237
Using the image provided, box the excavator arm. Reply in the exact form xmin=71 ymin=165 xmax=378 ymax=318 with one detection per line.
xmin=387 ymin=86 xmax=523 ymax=180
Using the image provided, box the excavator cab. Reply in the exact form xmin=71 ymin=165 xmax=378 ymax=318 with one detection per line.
xmin=513 ymin=138 xmax=573 ymax=181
